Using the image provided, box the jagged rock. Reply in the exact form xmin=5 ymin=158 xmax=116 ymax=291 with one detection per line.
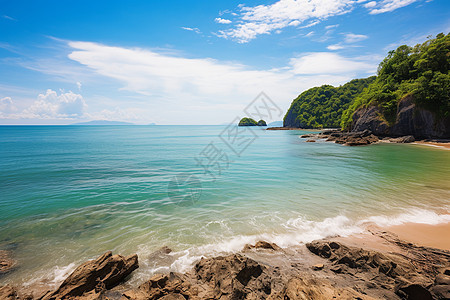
xmin=194 ymin=254 xmax=270 ymax=298
xmin=306 ymin=241 xmax=409 ymax=278
xmin=121 ymin=273 xmax=192 ymax=300
xmin=0 ymin=250 xmax=17 ymax=275
xmin=42 ymin=251 xmax=138 ymax=300
xmin=311 ymin=264 xmax=324 ymax=271
xmin=387 ymin=135 xmax=415 ymax=143
xmin=305 ymin=139 xmax=316 ymax=142
xmin=0 ymin=285 xmax=17 ymax=300
xmin=243 ymin=241 xmax=282 ymax=252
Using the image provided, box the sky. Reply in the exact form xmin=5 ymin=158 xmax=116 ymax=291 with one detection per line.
xmin=0 ymin=0 xmax=449 ymax=125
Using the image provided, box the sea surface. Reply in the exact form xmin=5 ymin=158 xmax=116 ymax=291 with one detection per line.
xmin=1 ymin=125 xmax=449 ymax=287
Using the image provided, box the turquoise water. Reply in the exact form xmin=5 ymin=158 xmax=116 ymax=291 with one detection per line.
xmin=1 ymin=125 xmax=449 ymax=288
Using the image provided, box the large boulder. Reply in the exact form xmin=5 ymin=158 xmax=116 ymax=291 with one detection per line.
xmin=42 ymin=251 xmax=138 ymax=300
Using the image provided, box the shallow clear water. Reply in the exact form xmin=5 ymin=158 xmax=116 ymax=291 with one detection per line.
xmin=0 ymin=125 xmax=449 ymax=287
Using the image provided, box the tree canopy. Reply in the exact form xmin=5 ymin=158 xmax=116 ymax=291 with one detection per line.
xmin=341 ymin=33 xmax=450 ymax=129
xmin=284 ymin=77 xmax=376 ymax=128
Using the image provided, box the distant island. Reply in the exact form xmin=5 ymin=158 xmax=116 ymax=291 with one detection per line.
xmin=268 ymin=121 xmax=283 ymax=127
xmin=238 ymin=117 xmax=267 ymax=126
xmin=71 ymin=120 xmax=135 ymax=126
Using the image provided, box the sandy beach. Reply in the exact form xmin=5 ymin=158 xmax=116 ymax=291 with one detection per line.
xmin=386 ymin=222 xmax=450 ymax=250
xmin=413 ymin=141 xmax=450 ymax=150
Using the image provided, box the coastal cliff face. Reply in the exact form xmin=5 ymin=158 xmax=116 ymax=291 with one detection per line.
xmin=283 ymin=108 xmax=302 ymax=128
xmin=351 ymin=95 xmax=450 ymax=138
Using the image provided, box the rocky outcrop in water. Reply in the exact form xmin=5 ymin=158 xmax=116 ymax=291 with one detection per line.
xmin=301 ymin=129 xmax=380 ymax=146
xmin=351 ymin=95 xmax=450 ymax=139
xmin=40 ymin=251 xmax=138 ymax=300
xmin=257 ymin=120 xmax=267 ymax=126
xmin=0 ymin=250 xmax=16 ymax=276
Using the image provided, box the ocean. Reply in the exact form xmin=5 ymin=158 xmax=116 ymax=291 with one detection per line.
xmin=1 ymin=125 xmax=449 ymax=288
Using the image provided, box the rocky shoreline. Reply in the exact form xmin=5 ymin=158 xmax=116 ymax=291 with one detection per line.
xmin=1 ymin=228 xmax=449 ymax=300
xmin=299 ymin=128 xmax=450 ymax=147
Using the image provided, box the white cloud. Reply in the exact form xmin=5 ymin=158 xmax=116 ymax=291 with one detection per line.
xmin=0 ymin=97 xmax=17 ymax=115
xmin=289 ymin=52 xmax=376 ymax=75
xmin=300 ymin=20 xmax=321 ymax=28
xmin=215 ymin=18 xmax=232 ymax=24
xmin=64 ymin=41 xmax=377 ymax=124
xmin=344 ymin=33 xmax=368 ymax=43
xmin=369 ymin=0 xmax=419 ymax=14
xmin=325 ymin=24 xmax=339 ymax=29
xmin=305 ymin=31 xmax=315 ymax=37
xmin=23 ymin=89 xmax=87 ymax=119
xmin=76 ymin=81 xmax=82 ymax=90
xmin=181 ymin=27 xmax=201 ymax=34
xmin=217 ymin=0 xmax=354 ymax=43
xmin=364 ymin=1 xmax=378 ymax=8
xmin=327 ymin=44 xmax=345 ymax=50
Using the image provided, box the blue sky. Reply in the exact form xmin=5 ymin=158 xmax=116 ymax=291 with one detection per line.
xmin=0 ymin=0 xmax=449 ymax=124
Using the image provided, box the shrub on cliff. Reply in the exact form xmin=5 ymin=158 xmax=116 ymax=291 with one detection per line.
xmin=341 ymin=33 xmax=450 ymax=129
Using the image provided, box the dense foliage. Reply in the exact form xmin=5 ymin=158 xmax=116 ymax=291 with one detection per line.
xmin=341 ymin=33 xmax=450 ymax=129
xmin=284 ymin=77 xmax=376 ymax=128
xmin=238 ymin=117 xmax=258 ymax=126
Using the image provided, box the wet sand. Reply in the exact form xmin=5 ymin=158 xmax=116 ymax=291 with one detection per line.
xmin=386 ymin=222 xmax=450 ymax=250
xmin=413 ymin=141 xmax=450 ymax=150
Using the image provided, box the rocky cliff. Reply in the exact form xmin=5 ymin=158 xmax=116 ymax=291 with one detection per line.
xmin=351 ymin=95 xmax=450 ymax=138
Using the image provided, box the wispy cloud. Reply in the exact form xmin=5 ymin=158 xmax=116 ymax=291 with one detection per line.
xmin=327 ymin=33 xmax=368 ymax=50
xmin=368 ymin=0 xmax=420 ymax=14
xmin=181 ymin=27 xmax=201 ymax=34
xmin=2 ymin=15 xmax=16 ymax=21
xmin=344 ymin=33 xmax=368 ymax=43
xmin=325 ymin=24 xmax=339 ymax=30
